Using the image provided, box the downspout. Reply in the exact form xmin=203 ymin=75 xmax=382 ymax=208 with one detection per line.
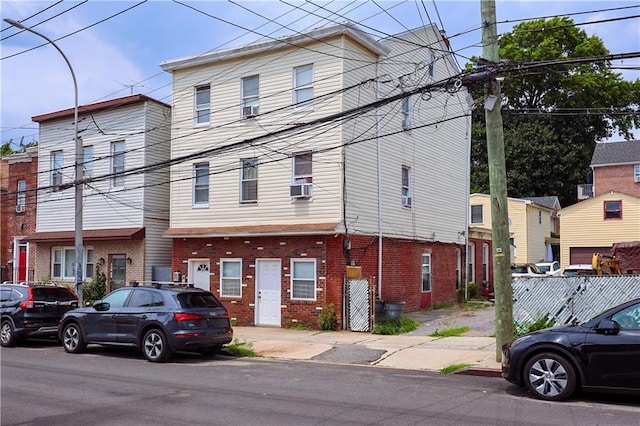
xmin=376 ymin=59 xmax=383 ymax=300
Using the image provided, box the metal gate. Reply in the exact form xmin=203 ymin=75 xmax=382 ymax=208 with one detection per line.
xmin=345 ymin=279 xmax=374 ymax=332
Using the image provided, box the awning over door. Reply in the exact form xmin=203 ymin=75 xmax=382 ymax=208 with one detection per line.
xmin=24 ymin=227 xmax=145 ymax=243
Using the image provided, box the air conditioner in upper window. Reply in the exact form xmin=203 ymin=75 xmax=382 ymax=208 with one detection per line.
xmin=16 ymin=204 xmax=25 ymax=213
xmin=242 ymin=105 xmax=259 ymax=118
xmin=401 ymin=118 xmax=412 ymax=130
xmin=402 ymin=195 xmax=412 ymax=207
xmin=290 ymin=183 xmax=312 ymax=198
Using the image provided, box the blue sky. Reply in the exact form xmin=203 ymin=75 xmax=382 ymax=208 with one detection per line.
xmin=1 ymin=0 xmax=638 ymax=147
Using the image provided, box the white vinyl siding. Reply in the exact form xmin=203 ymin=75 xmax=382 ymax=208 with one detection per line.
xmin=291 ymin=259 xmax=316 ymax=300
xmin=195 ymin=85 xmax=211 ymax=125
xmin=220 ymin=259 xmax=242 ymax=297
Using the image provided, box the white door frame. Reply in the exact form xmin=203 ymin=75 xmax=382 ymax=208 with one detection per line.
xmin=255 ymin=258 xmax=282 ymax=326
xmin=189 ymin=258 xmax=211 ymax=291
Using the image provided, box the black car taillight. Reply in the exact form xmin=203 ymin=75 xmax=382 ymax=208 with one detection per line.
xmin=20 ymin=289 xmax=34 ymax=309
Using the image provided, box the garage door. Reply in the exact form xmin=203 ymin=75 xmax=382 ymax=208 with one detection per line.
xmin=570 ymin=246 xmax=610 ymax=264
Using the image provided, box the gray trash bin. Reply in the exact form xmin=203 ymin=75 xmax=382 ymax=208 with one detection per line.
xmin=384 ymin=302 xmax=405 ymax=320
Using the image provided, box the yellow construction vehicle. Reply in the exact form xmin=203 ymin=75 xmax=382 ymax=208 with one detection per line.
xmin=591 ymin=253 xmax=622 ymax=276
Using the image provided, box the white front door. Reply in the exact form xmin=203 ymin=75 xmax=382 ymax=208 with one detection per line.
xmin=191 ymin=260 xmax=210 ymax=291
xmin=256 ymin=259 xmax=281 ymax=326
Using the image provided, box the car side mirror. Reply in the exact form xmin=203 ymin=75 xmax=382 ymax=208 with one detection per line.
xmin=93 ymin=301 xmax=110 ymax=311
xmin=595 ymin=319 xmax=620 ymax=335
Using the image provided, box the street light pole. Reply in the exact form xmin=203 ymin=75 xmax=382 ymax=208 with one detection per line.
xmin=4 ymin=18 xmax=84 ymax=304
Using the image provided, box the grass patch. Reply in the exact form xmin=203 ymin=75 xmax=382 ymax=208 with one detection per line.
xmin=440 ymin=363 xmax=472 ymax=374
xmin=432 ymin=302 xmax=456 ymax=310
xmin=290 ymin=322 xmax=314 ymax=330
xmin=461 ymin=300 xmax=493 ymax=311
xmin=224 ymin=339 xmax=258 ymax=357
xmin=429 ymin=326 xmax=470 ymax=337
xmin=372 ymin=316 xmax=419 ymax=335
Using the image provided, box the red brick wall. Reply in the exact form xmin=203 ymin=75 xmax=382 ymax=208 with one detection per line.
xmin=172 ymin=234 xmax=462 ymax=327
xmin=594 ymin=165 xmax=640 ymax=197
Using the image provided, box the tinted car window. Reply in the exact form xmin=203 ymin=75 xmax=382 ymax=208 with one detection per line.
xmin=32 ymin=287 xmax=76 ymax=302
xmin=128 ymin=289 xmax=155 ymax=308
xmin=611 ymin=302 xmax=640 ymax=329
xmin=177 ymin=292 xmax=222 ymax=308
xmin=103 ymin=289 xmax=133 ymax=308
xmin=0 ymin=288 xmax=12 ymax=302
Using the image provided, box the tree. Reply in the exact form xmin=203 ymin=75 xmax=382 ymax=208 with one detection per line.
xmin=469 ymin=17 xmax=640 ymax=207
xmin=1 ymin=141 xmax=15 ymax=156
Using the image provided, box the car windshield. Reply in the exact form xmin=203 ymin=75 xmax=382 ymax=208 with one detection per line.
xmin=177 ymin=292 xmax=223 ymax=308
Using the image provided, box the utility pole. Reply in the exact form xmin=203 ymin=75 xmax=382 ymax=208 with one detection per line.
xmin=480 ymin=0 xmax=513 ymax=361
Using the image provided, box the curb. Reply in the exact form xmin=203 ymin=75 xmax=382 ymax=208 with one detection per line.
xmin=455 ymin=367 xmax=502 ymax=378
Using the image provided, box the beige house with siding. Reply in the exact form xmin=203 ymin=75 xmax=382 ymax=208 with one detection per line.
xmin=25 ymin=95 xmax=173 ymax=291
xmin=469 ymin=193 xmax=555 ymax=265
xmin=559 ymin=191 xmax=640 ymax=267
xmin=160 ymin=23 xmax=471 ymax=328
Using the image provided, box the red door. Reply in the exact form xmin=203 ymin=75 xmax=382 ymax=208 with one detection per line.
xmin=18 ymin=245 xmax=27 ymax=281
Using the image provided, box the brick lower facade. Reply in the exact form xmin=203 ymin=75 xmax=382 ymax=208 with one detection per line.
xmin=171 ymin=234 xmax=462 ymax=328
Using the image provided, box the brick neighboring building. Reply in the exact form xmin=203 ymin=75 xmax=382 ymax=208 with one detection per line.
xmin=590 ymin=140 xmax=640 ymax=197
xmin=0 ymin=147 xmax=38 ymax=283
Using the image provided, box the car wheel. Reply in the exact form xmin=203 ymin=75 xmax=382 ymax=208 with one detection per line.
xmin=199 ymin=345 xmax=223 ymax=356
xmin=62 ymin=323 xmax=86 ymax=354
xmin=523 ymin=352 xmax=576 ymax=401
xmin=1 ymin=320 xmax=17 ymax=347
xmin=142 ymin=329 xmax=172 ymax=362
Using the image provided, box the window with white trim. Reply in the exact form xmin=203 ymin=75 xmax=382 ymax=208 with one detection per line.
xmin=111 ymin=141 xmax=125 ymax=188
xmin=220 ymin=259 xmax=242 ymax=297
xmin=293 ymin=64 xmax=313 ymax=110
xmin=291 ymin=259 xmax=316 ymax=300
xmin=428 ymin=52 xmax=436 ymax=78
xmin=634 ymin=164 xmax=640 ymax=182
xmin=470 ymin=205 xmax=483 ymax=223
xmin=83 ymin=145 xmax=93 ymax=189
xmin=195 ymin=85 xmax=211 ymax=125
xmin=538 ymin=210 xmax=542 ymax=225
xmin=604 ymin=200 xmax=622 ymax=219
xmin=482 ymin=243 xmax=489 ymax=282
xmin=193 ymin=163 xmax=209 ymax=206
xmin=293 ymin=152 xmax=312 ymax=184
xmin=468 ymin=243 xmax=475 ymax=283
xmin=16 ymin=180 xmax=26 ymax=210
xmin=51 ymin=151 xmax=63 ymax=191
xmin=51 ymin=247 xmax=94 ymax=281
xmin=240 ymin=158 xmax=258 ymax=203
xmin=421 ymin=253 xmax=431 ymax=292
xmin=401 ymin=96 xmax=411 ymax=130
xmin=401 ymin=166 xmax=412 ymax=207
xmin=241 ymin=75 xmax=259 ymax=118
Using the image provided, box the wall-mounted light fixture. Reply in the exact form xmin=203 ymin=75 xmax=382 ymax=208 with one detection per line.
xmin=98 ymin=257 xmax=105 ymax=266
xmin=126 ymin=257 xmax=132 ymax=265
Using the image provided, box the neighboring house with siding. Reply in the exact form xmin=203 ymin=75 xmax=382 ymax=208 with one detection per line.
xmin=160 ymin=23 xmax=470 ymax=328
xmin=0 ymin=147 xmax=38 ymax=283
xmin=25 ymin=95 xmax=172 ymax=291
xmin=559 ymin=191 xmax=640 ymax=267
xmin=469 ymin=193 xmax=555 ymax=265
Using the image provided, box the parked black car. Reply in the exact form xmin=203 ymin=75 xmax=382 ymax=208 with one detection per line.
xmin=59 ymin=284 xmax=233 ymax=362
xmin=502 ymin=297 xmax=640 ymax=401
xmin=1 ymin=282 xmax=79 ymax=347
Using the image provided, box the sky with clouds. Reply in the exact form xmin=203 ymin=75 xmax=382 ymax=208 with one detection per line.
xmin=1 ymin=0 xmax=638 ymax=148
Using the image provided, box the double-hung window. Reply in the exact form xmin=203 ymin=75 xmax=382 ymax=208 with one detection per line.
xmin=291 ymin=259 xmax=316 ymax=300
xmin=482 ymin=243 xmax=489 ymax=282
xmin=422 ymin=254 xmax=431 ymax=292
xmin=51 ymin=151 xmax=63 ymax=191
xmin=634 ymin=164 xmax=640 ymax=182
xmin=401 ymin=96 xmax=411 ymax=130
xmin=293 ymin=152 xmax=312 ymax=184
xmin=220 ymin=259 xmax=242 ymax=297
xmin=293 ymin=64 xmax=313 ymax=110
xmin=241 ymin=75 xmax=259 ymax=118
xmin=428 ymin=52 xmax=436 ymax=78
xmin=401 ymin=166 xmax=412 ymax=207
xmin=193 ymin=163 xmax=209 ymax=206
xmin=195 ymin=85 xmax=211 ymax=125
xmin=111 ymin=141 xmax=125 ymax=188
xmin=604 ymin=200 xmax=622 ymax=219
xmin=470 ymin=205 xmax=483 ymax=224
xmin=83 ymin=145 xmax=93 ymax=189
xmin=16 ymin=180 xmax=26 ymax=212
xmin=52 ymin=247 xmax=94 ymax=281
xmin=240 ymin=158 xmax=258 ymax=203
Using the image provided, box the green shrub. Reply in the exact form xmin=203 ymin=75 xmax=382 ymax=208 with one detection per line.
xmin=224 ymin=339 xmax=257 ymax=357
xmin=468 ymin=283 xmax=478 ymax=299
xmin=317 ymin=303 xmax=338 ymax=331
xmin=82 ymin=270 xmax=107 ymax=305
xmin=514 ymin=315 xmax=555 ymax=337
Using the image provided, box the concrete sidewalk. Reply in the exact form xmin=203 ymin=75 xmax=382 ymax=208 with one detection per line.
xmin=231 ymin=305 xmax=502 ymax=376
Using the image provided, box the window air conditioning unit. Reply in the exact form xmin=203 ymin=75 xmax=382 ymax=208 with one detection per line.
xmin=242 ymin=105 xmax=259 ymax=118
xmin=16 ymin=204 xmax=25 ymax=213
xmin=290 ymin=183 xmax=312 ymax=198
xmin=401 ymin=118 xmax=411 ymax=130
xmin=402 ymin=195 xmax=412 ymax=207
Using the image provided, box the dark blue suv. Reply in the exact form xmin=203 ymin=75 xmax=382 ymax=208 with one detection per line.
xmin=59 ymin=284 xmax=233 ymax=362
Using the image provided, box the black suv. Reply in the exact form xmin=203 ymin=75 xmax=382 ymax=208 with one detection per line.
xmin=59 ymin=284 xmax=233 ymax=362
xmin=1 ymin=282 xmax=79 ymax=347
